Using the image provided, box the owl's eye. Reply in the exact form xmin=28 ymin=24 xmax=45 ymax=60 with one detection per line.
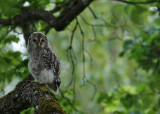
xmin=41 ymin=39 xmax=44 ymax=42
xmin=33 ymin=39 xmax=37 ymax=42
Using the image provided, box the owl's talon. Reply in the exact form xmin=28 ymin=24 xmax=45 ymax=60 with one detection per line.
xmin=45 ymin=84 xmax=49 ymax=88
xmin=35 ymin=81 xmax=49 ymax=88
xmin=35 ymin=81 xmax=41 ymax=84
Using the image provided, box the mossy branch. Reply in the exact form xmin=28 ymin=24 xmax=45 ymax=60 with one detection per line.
xmin=0 ymin=81 xmax=65 ymax=114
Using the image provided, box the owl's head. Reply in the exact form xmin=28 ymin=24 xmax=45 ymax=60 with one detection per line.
xmin=27 ymin=32 xmax=48 ymax=52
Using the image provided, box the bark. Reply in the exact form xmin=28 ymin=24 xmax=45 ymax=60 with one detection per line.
xmin=0 ymin=81 xmax=65 ymax=114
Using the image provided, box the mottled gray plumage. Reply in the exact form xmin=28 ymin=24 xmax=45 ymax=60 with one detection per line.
xmin=27 ymin=32 xmax=61 ymax=92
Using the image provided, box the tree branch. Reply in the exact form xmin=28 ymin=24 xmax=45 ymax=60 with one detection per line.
xmin=0 ymin=0 xmax=93 ymax=31
xmin=52 ymin=0 xmax=93 ymax=31
xmin=0 ymin=81 xmax=65 ymax=114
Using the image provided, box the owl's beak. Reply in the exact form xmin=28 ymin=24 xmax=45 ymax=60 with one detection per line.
xmin=38 ymin=43 xmax=40 ymax=47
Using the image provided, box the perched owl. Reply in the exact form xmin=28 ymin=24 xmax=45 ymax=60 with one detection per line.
xmin=27 ymin=32 xmax=61 ymax=92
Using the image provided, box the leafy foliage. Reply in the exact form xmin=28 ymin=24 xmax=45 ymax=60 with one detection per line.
xmin=0 ymin=30 xmax=29 ymax=86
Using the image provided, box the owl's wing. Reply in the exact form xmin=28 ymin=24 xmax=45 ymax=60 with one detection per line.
xmin=42 ymin=48 xmax=61 ymax=92
xmin=52 ymin=54 xmax=61 ymax=92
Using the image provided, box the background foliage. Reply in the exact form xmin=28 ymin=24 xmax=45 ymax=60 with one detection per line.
xmin=1 ymin=0 xmax=160 ymax=114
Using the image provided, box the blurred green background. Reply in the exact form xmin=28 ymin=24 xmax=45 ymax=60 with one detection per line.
xmin=1 ymin=0 xmax=160 ymax=114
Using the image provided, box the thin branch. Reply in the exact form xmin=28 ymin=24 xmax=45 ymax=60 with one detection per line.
xmin=81 ymin=76 xmax=97 ymax=100
xmin=88 ymin=6 xmax=97 ymax=19
xmin=92 ymin=25 xmax=97 ymax=39
xmin=77 ymin=18 xmax=86 ymax=85
xmin=66 ymin=20 xmax=79 ymax=104
xmin=67 ymin=20 xmax=78 ymax=88
xmin=69 ymin=20 xmax=78 ymax=49
xmin=76 ymin=18 xmax=97 ymax=100
xmin=115 ymin=0 xmax=160 ymax=5
xmin=84 ymin=48 xmax=93 ymax=61
xmin=87 ymin=80 xmax=97 ymax=100
xmin=59 ymin=89 xmax=83 ymax=113
xmin=80 ymin=15 xmax=106 ymax=27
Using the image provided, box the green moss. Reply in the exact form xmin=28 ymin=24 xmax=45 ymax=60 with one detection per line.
xmin=39 ymin=86 xmax=56 ymax=99
xmin=40 ymin=86 xmax=50 ymax=93
xmin=39 ymin=98 xmax=66 ymax=114
xmin=20 ymin=107 xmax=34 ymax=114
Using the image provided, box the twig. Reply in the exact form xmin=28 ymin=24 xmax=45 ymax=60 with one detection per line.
xmin=67 ymin=20 xmax=78 ymax=88
xmin=115 ymin=0 xmax=160 ymax=5
xmin=59 ymin=89 xmax=83 ymax=113
xmin=77 ymin=18 xmax=86 ymax=85
xmin=87 ymin=80 xmax=97 ymax=100
xmin=66 ymin=20 xmax=79 ymax=104
xmin=80 ymin=15 xmax=106 ymax=27
xmin=85 ymin=48 xmax=93 ymax=61
xmin=76 ymin=18 xmax=97 ymax=100
xmin=92 ymin=25 xmax=97 ymax=39
xmin=88 ymin=6 xmax=97 ymax=19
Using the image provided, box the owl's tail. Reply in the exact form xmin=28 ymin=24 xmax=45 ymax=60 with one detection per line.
xmin=49 ymin=77 xmax=61 ymax=92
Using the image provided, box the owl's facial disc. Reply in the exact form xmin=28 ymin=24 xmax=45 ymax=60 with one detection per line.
xmin=29 ymin=32 xmax=47 ymax=49
xmin=39 ymin=36 xmax=46 ymax=48
xmin=31 ymin=37 xmax=38 ymax=48
xmin=32 ymin=37 xmax=44 ymax=48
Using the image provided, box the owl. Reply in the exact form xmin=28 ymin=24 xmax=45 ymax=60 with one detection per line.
xmin=27 ymin=32 xmax=61 ymax=92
